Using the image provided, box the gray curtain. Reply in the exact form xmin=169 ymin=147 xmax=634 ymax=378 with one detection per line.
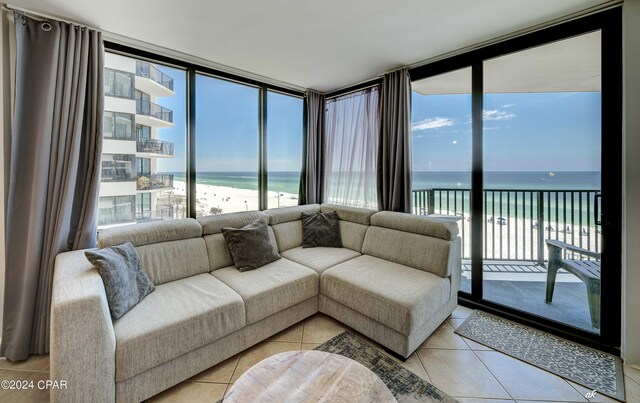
xmin=377 ymin=68 xmax=412 ymax=213
xmin=298 ymin=90 xmax=325 ymax=205
xmin=1 ymin=13 xmax=103 ymax=361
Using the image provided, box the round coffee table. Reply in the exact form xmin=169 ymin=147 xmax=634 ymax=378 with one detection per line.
xmin=225 ymin=350 xmax=396 ymax=402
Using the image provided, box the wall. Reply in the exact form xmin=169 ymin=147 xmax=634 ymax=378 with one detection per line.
xmin=622 ymin=0 xmax=640 ymax=365
xmin=0 ymin=9 xmax=8 ymax=339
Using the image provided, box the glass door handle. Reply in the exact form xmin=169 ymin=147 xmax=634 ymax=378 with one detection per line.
xmin=594 ymin=193 xmax=602 ymax=226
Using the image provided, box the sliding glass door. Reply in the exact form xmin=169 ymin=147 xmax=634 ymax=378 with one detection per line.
xmin=409 ymin=9 xmax=621 ymax=352
xmin=482 ymin=31 xmax=603 ymax=334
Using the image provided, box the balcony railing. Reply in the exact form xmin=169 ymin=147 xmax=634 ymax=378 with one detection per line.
xmin=136 ymin=137 xmax=174 ymax=156
xmin=136 ymin=61 xmax=174 ymax=91
xmin=135 ymin=206 xmax=174 ymax=222
xmin=136 ymin=99 xmax=173 ymax=123
xmin=412 ymin=188 xmax=601 ymax=264
xmin=136 ymin=174 xmax=174 ymax=191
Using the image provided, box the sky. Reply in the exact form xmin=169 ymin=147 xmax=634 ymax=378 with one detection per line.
xmin=411 ymin=91 xmax=602 ymax=172
xmin=153 ymin=63 xmax=601 ymax=175
xmin=154 ymin=65 xmax=303 ymax=174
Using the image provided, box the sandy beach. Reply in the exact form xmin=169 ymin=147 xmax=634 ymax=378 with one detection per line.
xmin=425 ymin=206 xmax=602 ymax=262
xmin=173 ymin=180 xmax=299 ymax=216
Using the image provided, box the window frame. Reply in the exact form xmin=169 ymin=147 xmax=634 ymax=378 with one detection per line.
xmin=104 ymin=68 xmax=135 ymax=99
xmin=407 ymin=8 xmax=622 ymax=355
xmin=104 ymin=42 xmax=305 ymax=218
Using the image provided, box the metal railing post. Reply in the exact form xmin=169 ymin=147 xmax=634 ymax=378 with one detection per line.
xmin=427 ymin=190 xmax=435 ymax=215
xmin=537 ymin=191 xmax=545 ymax=267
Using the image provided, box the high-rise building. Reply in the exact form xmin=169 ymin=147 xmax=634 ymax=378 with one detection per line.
xmin=98 ymin=53 xmax=176 ymax=228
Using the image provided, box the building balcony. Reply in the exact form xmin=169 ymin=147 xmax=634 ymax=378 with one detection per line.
xmin=136 ymin=99 xmax=174 ymax=128
xmin=135 ymin=61 xmax=174 ymax=97
xmin=136 ymin=137 xmax=175 ymax=158
xmin=135 ymin=206 xmax=174 ymax=223
xmin=136 ymin=174 xmax=174 ymax=191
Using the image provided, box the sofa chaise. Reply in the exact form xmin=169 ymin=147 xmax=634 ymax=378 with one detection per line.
xmin=50 ymin=203 xmax=461 ymax=402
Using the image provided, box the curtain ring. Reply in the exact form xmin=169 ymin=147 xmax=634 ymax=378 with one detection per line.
xmin=41 ymin=22 xmax=52 ymax=32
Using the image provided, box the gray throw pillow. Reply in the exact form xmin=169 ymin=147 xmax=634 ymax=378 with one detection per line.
xmin=221 ymin=217 xmax=281 ymax=272
xmin=302 ymin=211 xmax=343 ymax=248
xmin=84 ymin=242 xmax=155 ymax=319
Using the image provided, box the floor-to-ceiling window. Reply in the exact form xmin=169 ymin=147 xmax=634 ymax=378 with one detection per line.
xmin=195 ymin=75 xmax=260 ymax=215
xmin=482 ymin=31 xmax=603 ymax=334
xmin=412 ymin=68 xmax=472 ymax=292
xmin=266 ymin=91 xmax=303 ymax=209
xmin=99 ymin=52 xmax=186 ymax=228
xmin=408 ymin=9 xmax=621 ymax=352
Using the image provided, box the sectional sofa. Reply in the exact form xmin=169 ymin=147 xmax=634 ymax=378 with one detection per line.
xmin=50 ymin=203 xmax=461 ymax=403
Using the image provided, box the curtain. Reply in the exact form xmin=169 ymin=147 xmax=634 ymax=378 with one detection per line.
xmin=1 ymin=13 xmax=104 ymax=361
xmin=299 ymin=90 xmax=325 ymax=205
xmin=324 ymin=87 xmax=380 ymax=209
xmin=378 ymin=68 xmax=412 ymax=213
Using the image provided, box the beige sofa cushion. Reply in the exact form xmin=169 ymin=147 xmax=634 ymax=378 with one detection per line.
xmin=271 ymin=220 xmax=302 ymax=252
xmin=113 ymin=274 xmax=244 ymax=382
xmin=212 ymin=258 xmax=318 ymax=324
xmin=321 ymin=255 xmax=450 ymax=335
xmin=98 ymin=218 xmax=202 ymax=248
xmin=264 ymin=204 xmax=320 ymax=225
xmin=370 ymin=211 xmax=459 ymax=240
xmin=362 ymin=227 xmax=453 ymax=278
xmin=339 ymin=221 xmax=369 ymax=252
xmin=281 ymin=246 xmax=361 ymax=274
xmin=198 ymin=211 xmax=268 ymax=235
xmin=136 ymin=238 xmax=210 ymax=285
xmin=321 ymin=203 xmax=377 ymax=225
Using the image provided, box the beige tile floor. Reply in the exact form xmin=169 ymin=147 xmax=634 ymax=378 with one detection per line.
xmin=1 ymin=306 xmax=639 ymax=402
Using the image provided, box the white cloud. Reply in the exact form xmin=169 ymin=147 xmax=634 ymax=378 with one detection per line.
xmin=483 ymin=109 xmax=516 ymax=121
xmin=411 ymin=117 xmax=454 ymax=131
xmin=502 ymin=104 xmax=514 ymax=108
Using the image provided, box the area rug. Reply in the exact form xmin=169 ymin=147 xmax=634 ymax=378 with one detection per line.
xmin=315 ymin=331 xmax=457 ymax=403
xmin=455 ymin=310 xmax=625 ymax=401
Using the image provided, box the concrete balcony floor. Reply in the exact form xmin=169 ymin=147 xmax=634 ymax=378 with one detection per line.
xmin=461 ymin=260 xmax=599 ymax=333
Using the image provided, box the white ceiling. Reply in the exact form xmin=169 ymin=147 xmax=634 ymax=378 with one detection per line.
xmin=7 ymin=0 xmax=614 ymax=92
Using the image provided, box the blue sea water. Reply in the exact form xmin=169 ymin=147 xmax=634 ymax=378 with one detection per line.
xmin=169 ymin=170 xmax=600 ymax=193
xmin=412 ymin=171 xmax=600 ymax=191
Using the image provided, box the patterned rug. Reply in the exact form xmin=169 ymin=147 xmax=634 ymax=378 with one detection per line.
xmin=315 ymin=331 xmax=457 ymax=403
xmin=455 ymin=310 xmax=625 ymax=401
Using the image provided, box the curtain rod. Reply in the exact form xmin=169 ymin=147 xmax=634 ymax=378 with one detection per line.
xmin=325 ymin=82 xmax=381 ymax=100
xmin=2 ymin=3 xmax=95 ymax=29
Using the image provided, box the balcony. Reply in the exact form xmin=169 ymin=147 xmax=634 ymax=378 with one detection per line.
xmin=136 ymin=174 xmax=174 ymax=191
xmin=136 ymin=206 xmax=174 ymax=223
xmin=135 ymin=61 xmax=174 ymax=97
xmin=136 ymin=99 xmax=174 ymax=128
xmin=136 ymin=137 xmax=175 ymax=158
xmin=412 ymin=187 xmax=601 ymax=333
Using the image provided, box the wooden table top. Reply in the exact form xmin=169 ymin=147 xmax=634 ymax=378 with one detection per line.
xmin=225 ymin=350 xmax=396 ymax=403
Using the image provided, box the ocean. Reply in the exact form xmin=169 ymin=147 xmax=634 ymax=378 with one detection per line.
xmin=168 ymin=171 xmax=600 ymax=193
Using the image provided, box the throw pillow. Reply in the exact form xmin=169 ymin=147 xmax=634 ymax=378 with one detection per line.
xmin=84 ymin=242 xmax=155 ymax=319
xmin=301 ymin=211 xmax=343 ymax=248
xmin=222 ymin=217 xmax=281 ymax=272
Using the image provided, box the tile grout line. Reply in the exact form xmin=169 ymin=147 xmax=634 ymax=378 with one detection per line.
xmin=468 ymin=347 xmax=517 ymax=402
xmin=414 ymin=348 xmax=433 ymax=384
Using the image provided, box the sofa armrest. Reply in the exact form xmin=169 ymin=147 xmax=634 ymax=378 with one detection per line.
xmin=50 ymin=250 xmax=116 ymax=403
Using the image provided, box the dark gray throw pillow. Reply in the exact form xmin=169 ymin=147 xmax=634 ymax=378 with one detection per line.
xmin=302 ymin=211 xmax=343 ymax=248
xmin=221 ymin=217 xmax=281 ymax=272
xmin=84 ymin=242 xmax=155 ymax=319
